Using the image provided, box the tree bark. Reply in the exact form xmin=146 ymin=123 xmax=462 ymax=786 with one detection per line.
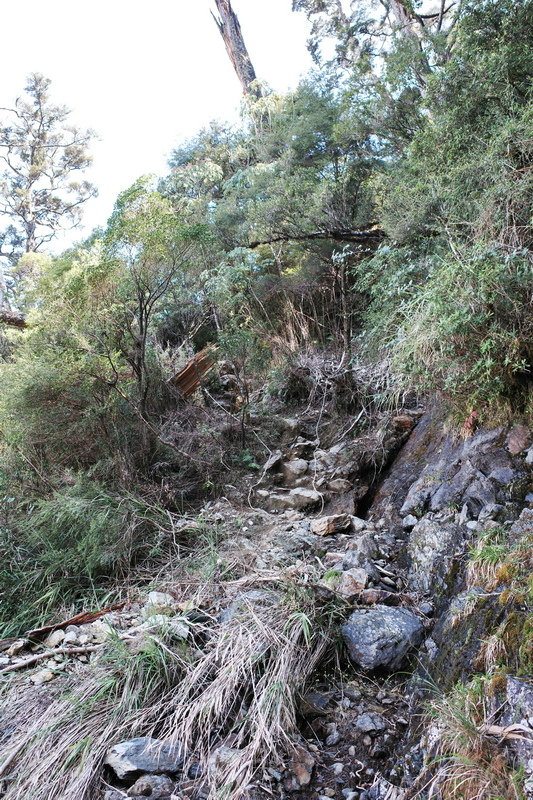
xmin=212 ymin=0 xmax=262 ymax=98
xmin=0 ymin=309 xmax=26 ymax=328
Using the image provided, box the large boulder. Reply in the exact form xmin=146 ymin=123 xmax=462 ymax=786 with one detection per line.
xmin=342 ymin=605 xmax=424 ymax=670
xmin=407 ymin=518 xmax=464 ymax=595
xmin=104 ymin=737 xmax=185 ymax=780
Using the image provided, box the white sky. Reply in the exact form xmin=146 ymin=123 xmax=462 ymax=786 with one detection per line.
xmin=0 ymin=0 xmax=312 ymax=250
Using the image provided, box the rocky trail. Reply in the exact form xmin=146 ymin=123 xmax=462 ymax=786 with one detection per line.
xmin=2 ymin=401 xmax=533 ymax=800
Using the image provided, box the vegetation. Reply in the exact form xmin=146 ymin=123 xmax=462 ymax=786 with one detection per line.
xmin=0 ymin=3 xmax=533 ymax=798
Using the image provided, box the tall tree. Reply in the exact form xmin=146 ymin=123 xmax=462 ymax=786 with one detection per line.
xmin=0 ymin=74 xmax=96 ymax=269
xmin=212 ymin=0 xmax=263 ymax=98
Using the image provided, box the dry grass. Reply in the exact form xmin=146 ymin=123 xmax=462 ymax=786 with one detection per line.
xmin=417 ymin=677 xmax=524 ymax=800
xmin=0 ymin=575 xmax=337 ymax=800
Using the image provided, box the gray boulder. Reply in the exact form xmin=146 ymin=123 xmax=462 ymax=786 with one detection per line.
xmin=342 ymin=605 xmax=424 ymax=670
xmin=407 ymin=518 xmax=464 ymax=594
xmin=104 ymin=737 xmax=185 ymax=779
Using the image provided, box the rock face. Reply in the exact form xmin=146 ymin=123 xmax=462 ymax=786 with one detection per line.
xmin=105 ymin=737 xmax=185 ymax=779
xmin=342 ymin=606 xmax=424 ymax=670
xmin=407 ymin=518 xmax=464 ymax=594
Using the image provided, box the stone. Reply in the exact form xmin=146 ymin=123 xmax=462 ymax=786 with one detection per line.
xmin=220 ymin=589 xmax=280 ymax=623
xmin=104 ymin=737 xmax=185 ymax=779
xmin=402 ymin=515 xmax=417 ymax=530
xmin=104 ymin=792 xmax=125 ymax=800
xmin=128 ymin=773 xmax=175 ymax=798
xmin=355 ymin=713 xmax=387 ymax=733
xmin=262 ymin=449 xmax=283 ymax=472
xmin=311 ymin=514 xmax=352 ymax=536
xmin=359 ymin=589 xmax=400 ymax=606
xmin=63 ymin=631 xmax=79 ymax=645
xmin=338 ymin=568 xmax=368 ymax=598
xmin=497 ymin=676 xmax=533 ymax=779
xmin=526 ymin=446 xmax=533 ymax=465
xmin=478 ymin=503 xmax=504 ymax=521
xmin=342 ymin=605 xmax=424 ymax=670
xmin=407 ymin=518 xmax=464 ymax=594
xmin=289 ymin=488 xmax=322 ymax=509
xmin=144 ymin=592 xmax=176 ymax=617
xmin=44 ymin=629 xmax=65 ymax=648
xmin=267 ymin=488 xmax=322 ymax=512
xmin=506 ymin=425 xmax=532 ymax=455
xmin=30 ymin=669 xmax=55 ymax=685
xmin=350 ymin=515 xmax=367 ymax=532
xmin=282 ymin=459 xmax=309 ymax=486
xmin=207 ymin=746 xmax=241 ymax=779
xmin=135 ymin=616 xmax=188 ymax=639
xmin=284 ymin=745 xmax=314 ymax=791
xmin=327 ymin=479 xmax=353 ymax=493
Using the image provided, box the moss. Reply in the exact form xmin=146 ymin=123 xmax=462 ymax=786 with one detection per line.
xmin=487 ymin=671 xmax=509 ymax=697
xmin=518 ymin=614 xmax=533 ymax=674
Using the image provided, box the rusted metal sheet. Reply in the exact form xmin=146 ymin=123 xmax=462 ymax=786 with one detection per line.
xmin=170 ymin=346 xmax=217 ymax=397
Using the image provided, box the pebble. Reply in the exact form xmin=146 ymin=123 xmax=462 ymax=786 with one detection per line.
xmin=323 ymin=789 xmax=336 ymax=797
xmin=363 ymin=735 xmax=372 ymax=747
xmin=31 ymin=669 xmax=55 ymax=685
xmin=332 ymin=763 xmax=344 ymax=775
xmin=326 ymin=731 xmax=341 ymax=746
xmin=348 ymin=746 xmax=356 ymax=756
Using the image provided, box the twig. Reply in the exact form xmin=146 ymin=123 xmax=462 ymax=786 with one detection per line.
xmin=0 ymin=645 xmax=102 ymax=675
xmin=0 ymin=740 xmax=27 ymax=778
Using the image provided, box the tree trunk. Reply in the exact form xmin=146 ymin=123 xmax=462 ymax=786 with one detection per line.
xmin=212 ymin=0 xmax=262 ymax=98
xmin=0 ymin=310 xmax=26 ymax=328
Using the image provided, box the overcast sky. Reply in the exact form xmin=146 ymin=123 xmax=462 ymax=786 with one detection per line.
xmin=1 ymin=0 xmax=312 ymax=249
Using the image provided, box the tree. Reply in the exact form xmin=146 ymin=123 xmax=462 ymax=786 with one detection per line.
xmin=212 ymin=0 xmax=263 ymax=98
xmin=0 ymin=74 xmax=96 ymax=274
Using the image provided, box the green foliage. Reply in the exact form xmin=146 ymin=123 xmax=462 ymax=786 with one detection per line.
xmin=0 ymin=477 xmax=172 ymax=635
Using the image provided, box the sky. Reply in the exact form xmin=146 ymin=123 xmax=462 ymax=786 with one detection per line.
xmin=0 ymin=0 xmax=312 ymax=250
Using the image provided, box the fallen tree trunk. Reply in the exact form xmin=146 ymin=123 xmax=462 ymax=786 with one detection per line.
xmin=0 ymin=309 xmax=27 ymax=328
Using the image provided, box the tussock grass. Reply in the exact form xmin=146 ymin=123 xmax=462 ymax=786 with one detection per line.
xmin=419 ymin=677 xmax=524 ymax=800
xmin=0 ymin=575 xmax=338 ymax=800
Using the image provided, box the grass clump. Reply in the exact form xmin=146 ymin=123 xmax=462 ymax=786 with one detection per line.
xmin=422 ymin=676 xmax=525 ymax=800
xmin=0 ymin=477 xmax=177 ymax=636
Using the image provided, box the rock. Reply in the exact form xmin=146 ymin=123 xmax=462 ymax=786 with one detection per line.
xmin=407 ymin=518 xmax=464 ymax=595
xmin=506 ymin=425 xmax=532 ymax=455
xmin=392 ymin=415 xmax=415 ymax=433
xmin=44 ymin=629 xmax=65 ymax=648
xmin=350 ymin=515 xmax=367 ymax=532
xmin=135 ymin=616 xmax=188 ymax=639
xmin=267 ymin=488 xmax=322 ymax=512
xmin=355 ymin=713 xmax=387 ymax=733
xmin=104 ymin=737 xmax=185 ymax=779
xmin=402 ymin=515 xmax=417 ymax=530
xmin=220 ymin=589 xmax=280 ymax=623
xmin=30 ymin=669 xmax=55 ymax=685
xmin=327 ymin=479 xmax=353 ymax=493
xmin=282 ymin=459 xmax=309 ymax=486
xmin=311 ymin=514 xmax=352 ymax=536
xmin=497 ymin=676 xmax=533 ymax=778
xmin=128 ymin=773 xmax=175 ymax=797
xmin=63 ymin=630 xmax=79 ymax=645
xmin=262 ymin=449 xmax=283 ymax=472
xmin=104 ymin=792 xmax=125 ymax=800
xmin=284 ymin=745 xmax=314 ymax=791
xmin=359 ymin=589 xmax=400 ymax=606
xmin=207 ymin=746 xmax=241 ymax=779
xmin=338 ymin=568 xmax=368 ymax=598
xmin=478 ymin=502 xmax=505 ymax=521
xmin=144 ymin=592 xmax=176 ymax=616
xmin=289 ymin=488 xmax=322 ymax=509
xmin=342 ymin=605 xmax=424 ymax=670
